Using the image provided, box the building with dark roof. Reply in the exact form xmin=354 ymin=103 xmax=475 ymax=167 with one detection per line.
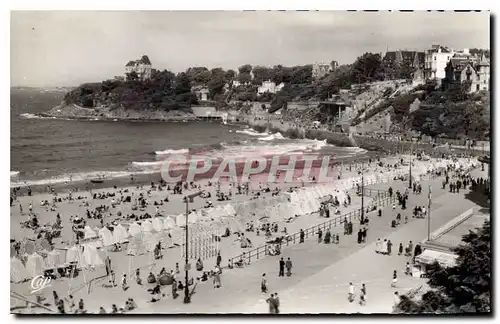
xmin=383 ymin=50 xmax=425 ymax=69
xmin=125 ymin=55 xmax=152 ymax=80
xmin=444 ymin=52 xmax=490 ymax=93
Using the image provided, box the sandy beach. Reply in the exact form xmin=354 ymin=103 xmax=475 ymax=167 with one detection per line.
xmin=10 ymin=152 xmax=480 ymax=314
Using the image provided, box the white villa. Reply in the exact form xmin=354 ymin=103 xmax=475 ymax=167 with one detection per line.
xmin=125 ymin=55 xmax=152 ymax=80
xmin=257 ymin=80 xmax=285 ymax=94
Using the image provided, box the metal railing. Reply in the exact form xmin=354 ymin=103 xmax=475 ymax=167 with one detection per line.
xmin=228 ymin=195 xmax=396 ymax=267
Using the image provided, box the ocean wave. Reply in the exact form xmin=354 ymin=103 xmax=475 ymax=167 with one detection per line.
xmin=155 ymin=148 xmax=189 ymax=155
xmin=304 ymin=139 xmax=329 ymax=151
xmin=132 ymin=161 xmax=164 ymax=168
xmin=235 ymin=129 xmax=268 ymax=137
xmin=11 ymin=171 xmax=20 ymax=177
xmin=20 ymin=113 xmax=56 ymax=120
xmin=258 ymin=133 xmax=286 ymax=141
xmin=10 ymin=170 xmax=154 ymax=188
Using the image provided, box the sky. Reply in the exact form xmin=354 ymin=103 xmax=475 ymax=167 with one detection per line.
xmin=11 ymin=11 xmax=490 ymax=87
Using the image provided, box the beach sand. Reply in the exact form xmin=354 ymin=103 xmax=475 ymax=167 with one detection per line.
xmin=10 ymin=154 xmax=454 ymax=313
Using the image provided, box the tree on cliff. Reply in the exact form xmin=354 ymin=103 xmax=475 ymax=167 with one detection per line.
xmin=351 ymin=53 xmax=384 ymax=83
xmin=126 ymin=71 xmax=139 ymax=82
xmin=207 ymin=68 xmax=226 ymax=97
xmin=394 ymin=220 xmax=491 ymax=314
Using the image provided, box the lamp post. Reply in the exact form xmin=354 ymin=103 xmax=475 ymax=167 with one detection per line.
xmin=360 ymin=161 xmax=365 ymax=223
xmin=408 ymin=143 xmax=413 ymax=189
xmin=183 ymin=190 xmax=204 ymax=304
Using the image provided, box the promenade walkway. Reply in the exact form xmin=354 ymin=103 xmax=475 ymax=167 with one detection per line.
xmin=241 ymin=176 xmax=484 ymax=313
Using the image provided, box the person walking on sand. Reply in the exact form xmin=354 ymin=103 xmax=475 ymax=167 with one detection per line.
xmin=122 ymin=273 xmax=129 ymax=291
xmin=391 ymin=270 xmax=397 ymax=288
xmin=135 ymin=268 xmax=142 ymax=285
xmin=266 ymin=293 xmax=276 ymax=314
xmin=359 ymin=283 xmax=366 ymax=306
xmin=261 ymin=273 xmax=268 ymax=293
xmin=285 ymin=257 xmax=293 ymax=277
xmin=398 ymin=243 xmax=403 ymax=256
xmin=348 ymin=282 xmax=355 ymax=303
xmin=274 ymin=293 xmax=280 ymax=314
xmin=387 ymin=240 xmax=393 ymax=255
xmin=279 ymin=258 xmax=285 ymax=277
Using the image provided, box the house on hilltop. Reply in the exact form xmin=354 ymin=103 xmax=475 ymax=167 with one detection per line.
xmin=424 ymin=45 xmax=454 ymax=80
xmin=312 ymin=63 xmax=332 ymax=80
xmin=191 ymin=85 xmax=210 ymax=101
xmin=383 ymin=50 xmax=425 ymax=69
xmin=125 ymin=55 xmax=152 ymax=80
xmin=257 ymin=80 xmax=284 ymax=94
xmin=443 ymin=52 xmax=490 ymax=93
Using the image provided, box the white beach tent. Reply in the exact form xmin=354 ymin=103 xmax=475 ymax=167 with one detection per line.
xmin=224 ymin=204 xmax=236 ymax=216
xmin=176 ymin=214 xmax=187 ymax=227
xmin=113 ymin=224 xmax=129 ymax=243
xmin=66 ymin=246 xmax=81 ymax=263
xmin=25 ymin=252 xmax=44 ymax=279
xmin=128 ymin=222 xmax=142 ymax=237
xmin=84 ymin=226 xmax=98 ymax=240
xmin=188 ymin=211 xmax=199 ymax=224
xmin=143 ymin=233 xmax=157 ymax=252
xmin=152 ymin=218 xmax=164 ymax=232
xmin=163 ymin=216 xmax=176 ymax=230
xmin=127 ymin=236 xmax=146 ymax=256
xmin=99 ymin=227 xmax=115 ymax=247
xmin=10 ymin=257 xmax=30 ymax=283
xmin=80 ymin=243 xmax=104 ymax=268
xmin=44 ymin=249 xmax=64 ymax=269
xmin=141 ymin=220 xmax=153 ymax=233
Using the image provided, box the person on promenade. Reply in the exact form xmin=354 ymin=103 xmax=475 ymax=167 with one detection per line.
xmin=357 ymin=229 xmax=362 ymax=244
xmin=285 ymin=257 xmax=293 ymax=277
xmin=279 ymin=258 xmax=285 ymax=277
xmin=299 ymin=229 xmax=305 ymax=243
xmin=382 ymin=239 xmax=388 ymax=255
xmin=335 ymin=233 xmax=340 ymax=244
xmin=343 ymin=218 xmax=349 ymax=235
xmin=216 ymin=251 xmax=222 ymax=267
xmin=266 ymin=293 xmax=276 ymax=314
xmin=393 ymin=292 xmax=400 ymax=307
xmin=122 ymin=273 xmax=129 ymax=291
xmin=317 ymin=228 xmax=323 ymax=243
xmin=172 ymin=279 xmax=178 ymax=299
xmin=261 ymin=273 xmax=268 ymax=293
xmin=359 ymin=283 xmax=367 ymax=305
xmin=405 ymin=262 xmax=411 ymax=276
xmin=135 ymin=268 xmax=142 ymax=285
xmin=375 ymin=238 xmax=381 ymax=253
xmin=273 ymin=293 xmax=281 ymax=314
xmin=391 ymin=270 xmax=398 ymax=288
xmin=348 ymin=282 xmax=355 ymax=303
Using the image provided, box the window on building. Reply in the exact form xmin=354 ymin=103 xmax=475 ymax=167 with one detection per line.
xmin=466 ymin=74 xmax=470 ymax=81
xmin=477 ymin=75 xmax=480 ymax=81
xmin=434 ymin=57 xmax=436 ymax=61
xmin=476 ymin=84 xmax=480 ymax=91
